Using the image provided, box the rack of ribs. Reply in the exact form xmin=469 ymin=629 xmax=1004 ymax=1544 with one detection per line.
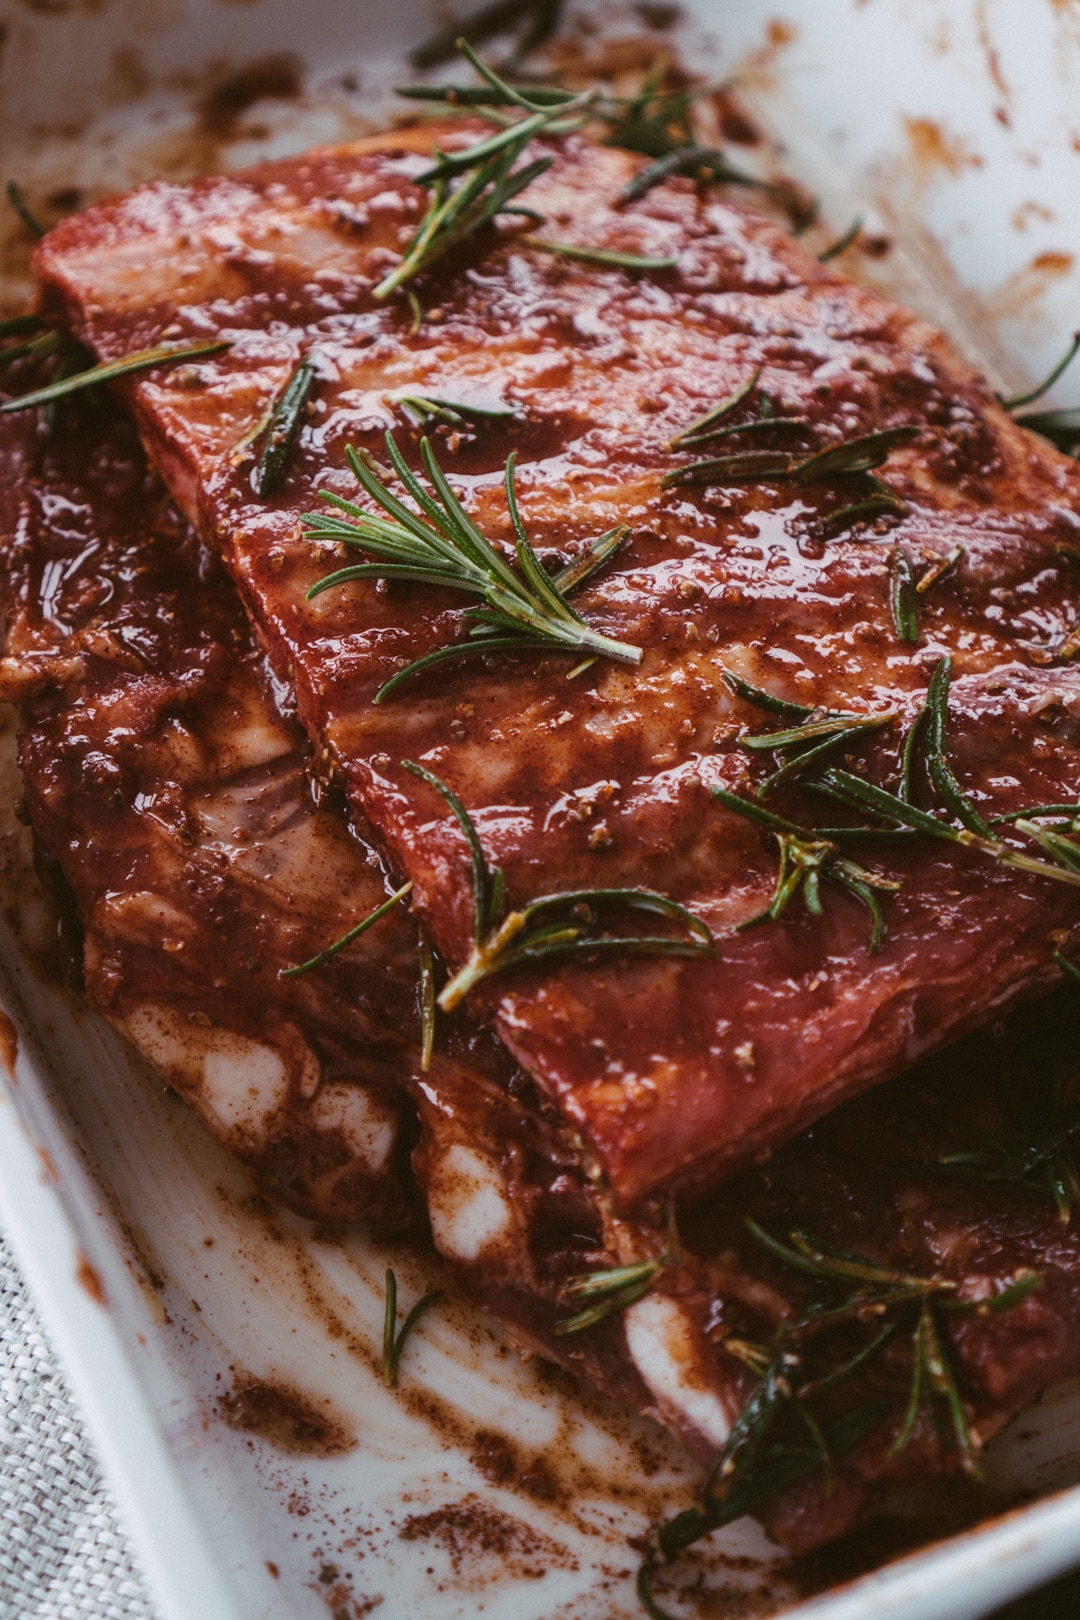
xmin=0 ymin=370 xmax=420 ymax=1227
xmin=5 ymin=356 xmax=1080 ymax=1558
xmin=32 ymin=123 xmax=1080 ymax=1211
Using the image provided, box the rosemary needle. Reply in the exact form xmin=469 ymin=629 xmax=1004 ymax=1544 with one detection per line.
xmin=402 ymin=760 xmax=714 ymax=1009
xmin=382 ymin=1268 xmax=443 ymax=1387
xmin=7 ymin=181 xmax=45 ymax=239
xmin=418 ymin=941 xmax=436 ymax=1071
xmin=0 ymin=339 xmax=231 ymax=414
xmin=253 ymin=358 xmax=315 ymax=498
xmin=280 ymin=882 xmax=412 ymax=979
xmin=304 ymin=433 xmax=639 ymax=696
xmin=522 ymin=237 xmax=677 ymax=271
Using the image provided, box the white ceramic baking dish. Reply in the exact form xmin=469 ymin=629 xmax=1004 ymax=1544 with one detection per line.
xmin=4 ymin=4 xmax=1080 ymax=1618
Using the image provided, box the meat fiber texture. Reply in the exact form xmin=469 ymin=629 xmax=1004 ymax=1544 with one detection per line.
xmin=0 ymin=377 xmax=420 ymax=1228
xmin=33 ymin=124 xmax=1080 ymax=1210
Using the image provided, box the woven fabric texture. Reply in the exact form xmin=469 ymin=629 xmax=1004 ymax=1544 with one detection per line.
xmin=0 ymin=1231 xmax=157 ymax=1620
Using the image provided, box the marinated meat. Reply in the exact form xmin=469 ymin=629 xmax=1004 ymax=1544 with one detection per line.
xmin=416 ymin=986 xmax=1080 ymax=1555
xmin=31 ymin=126 xmax=1080 ymax=1210
xmin=4 ymin=362 xmax=1080 ymax=1559
xmin=0 ymin=377 xmax=420 ymax=1227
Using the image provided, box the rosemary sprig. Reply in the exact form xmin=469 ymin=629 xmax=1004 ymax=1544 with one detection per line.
xmin=721 ymin=665 xmax=811 ymax=720
xmin=382 ymin=1267 xmax=443 ymax=1387
xmin=556 ymin=1208 xmax=680 ymax=1336
xmin=375 ymin=47 xmax=593 ymax=301
xmin=0 ymin=314 xmax=44 ymax=340
xmin=304 ymin=433 xmax=638 ymax=698
xmin=280 ymin=882 xmax=412 ymax=979
xmin=1000 ymin=331 xmax=1080 ymax=411
xmin=668 ymin=368 xmax=763 ymax=448
xmin=740 ymin=707 xmax=899 ymax=798
xmin=0 ymin=339 xmax=231 ymax=414
xmin=818 ymin=215 xmax=863 ymax=263
xmin=710 ymin=787 xmax=897 ymax=951
xmin=418 ymin=941 xmax=436 ymax=1072
xmin=637 ymin=1406 xmax=883 ymax=1620
xmin=924 ymin=656 xmax=991 ymax=836
xmin=0 ymin=328 xmax=62 ymax=368
xmin=522 ymin=237 xmax=677 ymax=271
xmin=556 ymin=1257 xmax=662 ymax=1336
xmin=924 ymin=1107 xmax=1080 ymax=1224
xmin=253 ymin=358 xmax=315 ymax=498
xmin=394 ymin=393 xmax=514 ymax=428
xmin=403 ymin=760 xmax=714 ymax=1009
xmin=663 ymin=424 xmax=920 ymax=490
xmin=620 ymin=146 xmax=764 ymax=204
xmin=890 ymin=547 xmax=919 ymax=643
xmin=7 ymin=181 xmax=44 ymax=239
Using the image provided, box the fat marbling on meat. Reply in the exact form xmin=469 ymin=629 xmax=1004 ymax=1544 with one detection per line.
xmin=31 ymin=124 xmax=1080 ymax=1208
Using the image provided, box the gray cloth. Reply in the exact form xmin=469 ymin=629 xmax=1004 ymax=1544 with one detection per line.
xmin=0 ymin=1232 xmax=156 ymax=1620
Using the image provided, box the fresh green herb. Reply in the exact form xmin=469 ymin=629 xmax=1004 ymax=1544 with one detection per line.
xmin=662 ymin=448 xmax=796 ymax=488
xmin=710 ymin=787 xmax=898 ymax=951
xmin=522 ymin=237 xmax=677 ymax=270
xmin=403 ymin=760 xmax=714 ymax=1010
xmin=620 ymin=146 xmax=764 ymax=204
xmin=375 ymin=47 xmax=593 ymax=301
xmin=638 ymin=1222 xmax=1037 ymax=1618
xmin=382 ymin=1267 xmax=443 ymax=1387
xmin=668 ymin=369 xmax=763 ymax=448
xmin=820 ymin=486 xmax=910 ymax=530
xmin=556 ymin=1257 xmax=663 ymax=1336
xmin=1056 ymin=949 xmax=1080 ymax=986
xmin=394 ymin=393 xmax=514 ymax=428
xmin=304 ymin=433 xmax=638 ymax=699
xmin=816 ymin=763 xmax=1080 ymax=889
xmin=253 ymin=358 xmax=315 ymax=498
xmin=1000 ymin=331 xmax=1080 ymax=411
xmin=721 ymin=664 xmax=812 ymax=721
xmin=0 ymin=314 xmax=43 ymax=340
xmin=409 ymin=0 xmax=564 ymax=71
xmin=890 ymin=547 xmax=919 ymax=643
xmin=0 ymin=327 xmax=62 ymax=368
xmin=42 ymin=340 xmax=92 ymax=437
xmin=0 ymin=339 xmax=231 ymax=415
xmin=788 ymin=424 xmax=921 ymax=483
xmin=926 ymin=1106 xmax=1080 ymax=1225
xmin=742 ymin=708 xmax=900 ymax=798
xmin=916 ymin=545 xmax=964 ymax=594
xmin=280 ymin=882 xmax=412 ymax=979
xmin=637 ymin=1406 xmax=882 ymax=1620
xmin=993 ymin=803 xmax=1080 ymax=830
xmin=898 ymin=705 xmax=927 ymax=803
xmin=557 ymin=1209 xmax=680 ymax=1335
xmin=7 ymin=181 xmax=44 ymax=240
xmin=664 ymin=424 xmax=920 ymax=490
xmin=924 ymin=656 xmax=992 ymax=836
xmin=418 ymin=941 xmax=436 ymax=1072
xmin=817 ymin=215 xmax=863 ymax=263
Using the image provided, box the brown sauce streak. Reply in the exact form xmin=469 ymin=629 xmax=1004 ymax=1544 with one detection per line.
xmin=398 ymin=1494 xmax=573 ymax=1581
xmin=219 ymin=1378 xmax=356 ymax=1457
xmin=75 ymin=1251 xmax=106 ymax=1307
xmin=197 ymin=55 xmax=303 ymax=137
xmin=0 ymin=1009 xmax=17 ymax=1078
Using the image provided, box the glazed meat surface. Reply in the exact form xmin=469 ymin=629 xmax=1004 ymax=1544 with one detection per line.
xmin=0 ymin=377 xmax=421 ymax=1226
xmin=33 ymin=127 xmax=1080 ymax=1206
xmin=417 ymin=986 xmax=1080 ymax=1555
